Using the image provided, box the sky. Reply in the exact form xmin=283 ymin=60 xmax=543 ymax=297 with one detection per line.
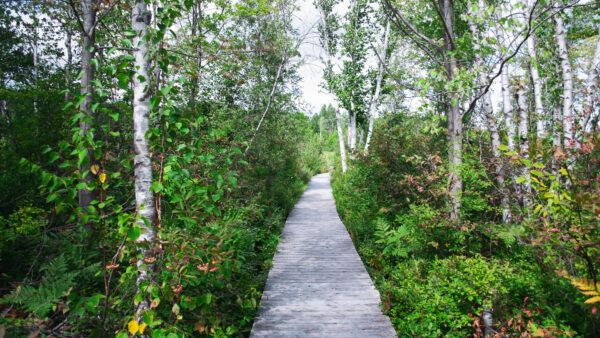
xmin=291 ymin=0 xmax=341 ymax=116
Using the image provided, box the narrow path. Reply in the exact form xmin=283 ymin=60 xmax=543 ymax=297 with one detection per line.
xmin=250 ymin=173 xmax=396 ymax=337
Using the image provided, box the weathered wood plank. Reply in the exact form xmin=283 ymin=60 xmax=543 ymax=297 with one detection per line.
xmin=250 ymin=173 xmax=396 ymax=337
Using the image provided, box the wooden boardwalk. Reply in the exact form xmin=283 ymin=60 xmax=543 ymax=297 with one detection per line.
xmin=250 ymin=173 xmax=396 ymax=338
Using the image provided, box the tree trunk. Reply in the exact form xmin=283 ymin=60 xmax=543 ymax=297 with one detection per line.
xmin=79 ymin=0 xmax=97 ymax=221
xmin=336 ymin=109 xmax=347 ymax=173
xmin=350 ymin=111 xmax=357 ymax=152
xmin=358 ymin=128 xmax=364 ymax=146
xmin=552 ymin=104 xmax=562 ymax=174
xmin=365 ymin=20 xmax=390 ymax=153
xmin=501 ymin=65 xmax=515 ymax=151
xmin=447 ymin=68 xmax=462 ymax=221
xmin=582 ymin=29 xmax=600 ymax=136
xmin=439 ymin=0 xmax=461 ymax=221
xmin=132 ymin=0 xmax=157 ymax=321
xmin=468 ymin=8 xmax=511 ymax=223
xmin=516 ymin=82 xmax=531 ymax=209
xmin=65 ymin=26 xmax=72 ymax=102
xmin=527 ymin=33 xmax=545 ymax=139
xmin=347 ymin=112 xmax=352 ymax=148
xmin=555 ymin=15 xmax=574 ymax=150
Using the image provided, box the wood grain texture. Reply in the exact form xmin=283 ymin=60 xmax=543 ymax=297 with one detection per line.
xmin=250 ymin=173 xmax=397 ymax=338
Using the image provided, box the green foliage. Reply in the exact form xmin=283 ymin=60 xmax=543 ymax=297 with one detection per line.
xmin=331 ymin=113 xmax=598 ymax=336
xmin=5 ymin=255 xmax=77 ymax=319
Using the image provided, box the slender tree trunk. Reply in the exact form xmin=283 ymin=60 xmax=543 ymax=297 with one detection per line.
xmin=365 ymin=20 xmax=390 ymax=153
xmin=358 ymin=128 xmax=364 ymax=146
xmin=527 ymin=33 xmax=545 ymax=139
xmin=319 ymin=114 xmax=322 ymax=141
xmin=132 ymin=0 xmax=157 ymax=321
xmin=79 ymin=0 xmax=97 ymax=220
xmin=439 ymin=0 xmax=461 ymax=221
xmin=245 ymin=60 xmax=285 ymax=155
xmin=555 ymin=15 xmax=574 ymax=150
xmin=582 ymin=29 xmax=600 ymax=136
xmin=552 ymin=104 xmax=562 ymax=174
xmin=516 ymin=82 xmax=531 ymax=209
xmin=447 ymin=62 xmax=462 ymax=221
xmin=65 ymin=27 xmax=72 ymax=102
xmin=469 ymin=9 xmax=511 ymax=223
xmin=33 ymin=24 xmax=38 ymax=118
xmin=336 ymin=109 xmax=347 ymax=173
xmin=350 ymin=111 xmax=357 ymax=152
xmin=347 ymin=112 xmax=351 ymax=148
xmin=501 ymin=65 xmax=515 ymax=151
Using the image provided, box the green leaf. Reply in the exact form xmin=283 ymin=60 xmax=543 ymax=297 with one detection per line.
xmin=129 ymin=224 xmax=141 ymax=241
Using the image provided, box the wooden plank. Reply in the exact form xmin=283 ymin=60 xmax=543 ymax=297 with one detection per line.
xmin=250 ymin=173 xmax=396 ymax=337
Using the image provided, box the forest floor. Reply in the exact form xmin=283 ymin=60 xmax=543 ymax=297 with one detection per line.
xmin=250 ymin=173 xmax=396 ymax=337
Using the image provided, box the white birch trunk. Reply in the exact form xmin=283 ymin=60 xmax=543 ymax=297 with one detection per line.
xmin=552 ymin=104 xmax=562 ymax=174
xmin=132 ymin=0 xmax=157 ymax=321
xmin=516 ymin=83 xmax=532 ymax=209
xmin=336 ymin=109 xmax=347 ymax=173
xmin=350 ymin=111 xmax=357 ymax=152
xmin=365 ymin=20 xmax=390 ymax=153
xmin=582 ymin=29 xmax=600 ymax=135
xmin=527 ymin=35 xmax=545 ymax=139
xmin=555 ymin=15 xmax=575 ymax=150
xmin=347 ymin=111 xmax=352 ymax=148
xmin=501 ymin=65 xmax=515 ymax=151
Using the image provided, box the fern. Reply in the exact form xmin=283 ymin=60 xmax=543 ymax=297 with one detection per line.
xmin=570 ymin=277 xmax=600 ymax=304
xmin=8 ymin=255 xmax=77 ymax=318
xmin=374 ymin=218 xmax=411 ymax=258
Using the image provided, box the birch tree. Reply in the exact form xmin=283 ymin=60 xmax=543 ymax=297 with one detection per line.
xmin=555 ymin=14 xmax=574 ymax=150
xmin=526 ymin=0 xmax=545 ymax=139
xmin=131 ymin=0 xmax=157 ymax=321
xmin=516 ymin=81 xmax=532 ymax=209
xmin=316 ymin=0 xmax=347 ymax=171
xmin=582 ymin=29 xmax=600 ymax=135
xmin=365 ymin=19 xmax=390 ymax=153
xmin=384 ymin=0 xmax=463 ymax=220
xmin=336 ymin=109 xmax=348 ymax=172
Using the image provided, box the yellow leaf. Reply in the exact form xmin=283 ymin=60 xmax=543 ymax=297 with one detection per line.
xmin=99 ymin=173 xmax=106 ymax=183
xmin=584 ymin=296 xmax=600 ymax=304
xmin=138 ymin=323 xmax=147 ymax=334
xmin=128 ymin=320 xmax=139 ymax=334
xmin=582 ymin=291 xmax=599 ymax=296
xmin=90 ymin=164 xmax=99 ymax=175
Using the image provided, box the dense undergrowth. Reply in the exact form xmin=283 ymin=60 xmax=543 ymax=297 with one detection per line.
xmin=331 ymin=113 xmax=600 ymax=336
xmin=0 ymin=106 xmax=323 ymax=337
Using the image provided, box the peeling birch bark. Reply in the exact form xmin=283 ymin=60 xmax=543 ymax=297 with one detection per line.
xmin=527 ymin=34 xmax=545 ymax=139
xmin=132 ymin=0 xmax=157 ymax=321
xmin=555 ymin=15 xmax=574 ymax=149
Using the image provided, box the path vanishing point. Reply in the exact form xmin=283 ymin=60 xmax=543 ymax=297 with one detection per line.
xmin=250 ymin=173 xmax=397 ymax=337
